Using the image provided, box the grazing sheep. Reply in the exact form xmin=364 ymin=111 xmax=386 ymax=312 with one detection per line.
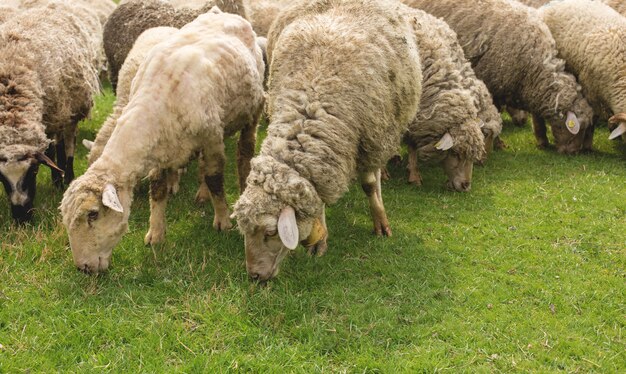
xmin=104 ymin=0 xmax=247 ymax=89
xmin=61 ymin=8 xmax=265 ymax=273
xmin=243 ymin=0 xmax=291 ymax=37
xmin=540 ymin=0 xmax=626 ymax=140
xmin=232 ymin=0 xmax=423 ymax=281
xmin=403 ymin=0 xmax=595 ymax=154
xmin=0 ymin=2 xmax=99 ymax=223
xmin=403 ymin=8 xmax=495 ymax=192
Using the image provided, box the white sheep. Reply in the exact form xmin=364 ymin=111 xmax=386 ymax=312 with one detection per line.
xmin=61 ymin=8 xmax=265 ymax=273
xmin=0 ymin=1 xmax=100 ymax=223
xmin=402 ymin=8 xmax=497 ymax=192
xmin=540 ymin=0 xmax=626 ymax=140
xmin=403 ymin=0 xmax=595 ymax=154
xmin=232 ymin=0 xmax=423 ymax=281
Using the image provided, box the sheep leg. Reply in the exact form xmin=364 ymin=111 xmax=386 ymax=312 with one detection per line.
xmin=45 ymin=143 xmax=63 ymax=188
xmin=144 ymin=169 xmax=171 ymax=246
xmin=360 ymin=170 xmax=392 ymax=237
xmin=406 ymin=144 xmax=423 ymax=187
xmin=62 ymin=129 xmax=76 ymax=185
xmin=237 ymin=121 xmax=258 ymax=193
xmin=583 ymin=123 xmax=595 ymax=152
xmin=194 ymin=152 xmax=211 ymax=204
xmin=202 ymin=143 xmax=232 ymax=231
xmin=532 ymin=114 xmax=550 ymax=149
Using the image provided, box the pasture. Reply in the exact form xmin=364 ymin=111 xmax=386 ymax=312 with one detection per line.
xmin=0 ymin=84 xmax=624 ymax=371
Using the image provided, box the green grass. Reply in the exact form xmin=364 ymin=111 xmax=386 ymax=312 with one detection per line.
xmin=0 ymin=84 xmax=624 ymax=372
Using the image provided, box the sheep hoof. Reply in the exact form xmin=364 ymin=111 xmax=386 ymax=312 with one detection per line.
xmin=305 ymin=237 xmax=328 ymax=257
xmin=407 ymin=175 xmax=423 ymax=187
xmin=213 ymin=216 xmax=233 ymax=232
xmin=144 ymin=229 xmax=165 ymax=246
xmin=194 ymin=189 xmax=210 ymax=205
xmin=374 ymin=223 xmax=392 ymax=237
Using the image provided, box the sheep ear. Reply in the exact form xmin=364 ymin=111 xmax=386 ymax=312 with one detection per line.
xmin=609 ymin=123 xmax=626 ymax=140
xmin=209 ymin=6 xmax=222 ymax=14
xmin=82 ymin=139 xmax=94 ymax=150
xmin=278 ymin=206 xmax=299 ymax=250
xmin=102 ymin=183 xmax=123 ymax=213
xmin=435 ymin=133 xmax=454 ymax=151
xmin=35 ymin=152 xmax=64 ymax=175
xmin=565 ymin=112 xmax=580 ymax=135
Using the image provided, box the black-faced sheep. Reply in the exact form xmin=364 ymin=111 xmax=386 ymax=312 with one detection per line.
xmin=403 ymin=0 xmax=595 ymax=154
xmin=103 ymin=0 xmax=247 ymax=89
xmin=0 ymin=1 xmax=99 ymax=223
xmin=232 ymin=0 xmax=423 ymax=281
xmin=61 ymin=8 xmax=265 ymax=273
xmin=540 ymin=0 xmax=626 ymax=141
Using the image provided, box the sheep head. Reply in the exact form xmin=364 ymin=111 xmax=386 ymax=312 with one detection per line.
xmin=549 ymin=97 xmax=594 ymax=154
xmin=232 ymin=156 xmax=323 ymax=281
xmin=60 ymin=175 xmax=132 ymax=273
xmin=0 ymin=150 xmax=61 ymax=223
xmin=419 ymin=122 xmax=485 ymax=192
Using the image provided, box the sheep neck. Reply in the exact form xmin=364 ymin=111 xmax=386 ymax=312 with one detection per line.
xmin=92 ymin=101 xmax=164 ymax=188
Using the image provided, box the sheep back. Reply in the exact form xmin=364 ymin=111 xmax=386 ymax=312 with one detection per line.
xmin=103 ymin=0 xmax=246 ymax=89
xmin=541 ymin=0 xmax=626 ymax=119
xmin=262 ymin=0 xmax=422 ymax=205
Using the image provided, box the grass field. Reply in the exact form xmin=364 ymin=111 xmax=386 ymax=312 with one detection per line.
xmin=0 ymin=83 xmax=624 ymax=372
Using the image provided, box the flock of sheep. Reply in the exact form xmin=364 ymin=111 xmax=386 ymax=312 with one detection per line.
xmin=0 ymin=0 xmax=624 ymax=281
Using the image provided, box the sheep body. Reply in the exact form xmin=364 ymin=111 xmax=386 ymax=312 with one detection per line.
xmin=0 ymin=6 xmax=17 ymax=23
xmin=61 ymin=9 xmax=265 ymax=273
xmin=540 ymin=0 xmax=626 ymax=133
xmin=104 ymin=0 xmax=246 ymax=89
xmin=403 ymin=0 xmax=594 ymax=154
xmin=0 ymin=1 xmax=99 ymax=222
xmin=233 ymin=0 xmax=423 ymax=280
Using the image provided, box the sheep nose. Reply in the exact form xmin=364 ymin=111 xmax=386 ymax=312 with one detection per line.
xmin=249 ymin=272 xmax=260 ymax=281
xmin=461 ymin=181 xmax=471 ymax=191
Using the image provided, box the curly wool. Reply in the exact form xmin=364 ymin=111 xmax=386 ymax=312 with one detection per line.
xmin=404 ymin=8 xmax=489 ymax=162
xmin=88 ymin=26 xmax=178 ymax=165
xmin=403 ymin=0 xmax=589 ymax=125
xmin=103 ymin=0 xmax=247 ymax=89
xmin=234 ymin=0 xmax=422 ymax=231
xmin=541 ymin=0 xmax=626 ymax=119
xmin=0 ymin=2 xmax=99 ymax=161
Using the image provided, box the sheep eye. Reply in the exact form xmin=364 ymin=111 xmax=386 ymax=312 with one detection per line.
xmin=265 ymin=229 xmax=277 ymax=237
xmin=87 ymin=210 xmax=99 ymax=222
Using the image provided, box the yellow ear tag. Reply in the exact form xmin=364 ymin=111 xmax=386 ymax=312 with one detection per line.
xmin=301 ymin=218 xmax=326 ymax=247
xmin=567 ymin=120 xmax=576 ymax=129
